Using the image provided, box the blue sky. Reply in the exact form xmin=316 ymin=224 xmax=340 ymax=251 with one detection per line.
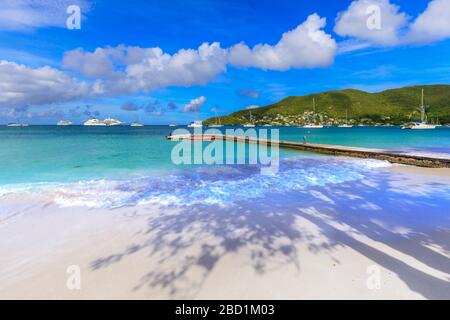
xmin=0 ymin=0 xmax=449 ymax=124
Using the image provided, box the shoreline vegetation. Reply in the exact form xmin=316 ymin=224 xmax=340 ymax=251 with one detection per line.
xmin=204 ymin=85 xmax=450 ymax=126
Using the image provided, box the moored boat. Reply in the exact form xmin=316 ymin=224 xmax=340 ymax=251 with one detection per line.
xmin=303 ymin=98 xmax=323 ymax=128
xmin=402 ymin=89 xmax=436 ymax=130
xmin=187 ymin=121 xmax=203 ymax=128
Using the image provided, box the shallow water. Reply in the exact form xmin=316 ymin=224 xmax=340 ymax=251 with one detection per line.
xmin=1 ymin=125 xmax=450 ymax=209
xmin=0 ymin=125 xmax=449 ymax=185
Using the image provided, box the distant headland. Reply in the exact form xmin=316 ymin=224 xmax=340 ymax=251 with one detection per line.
xmin=204 ymin=85 xmax=450 ymax=126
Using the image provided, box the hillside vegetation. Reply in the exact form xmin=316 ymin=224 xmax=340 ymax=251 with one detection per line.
xmin=205 ymin=85 xmax=450 ymax=126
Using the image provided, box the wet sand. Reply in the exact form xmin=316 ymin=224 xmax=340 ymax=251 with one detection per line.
xmin=0 ymin=165 xmax=449 ymax=299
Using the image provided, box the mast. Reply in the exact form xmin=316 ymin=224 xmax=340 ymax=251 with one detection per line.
xmin=420 ymin=89 xmax=426 ymax=123
xmin=421 ymin=88 xmax=424 ymax=108
xmin=312 ymin=98 xmax=316 ymax=122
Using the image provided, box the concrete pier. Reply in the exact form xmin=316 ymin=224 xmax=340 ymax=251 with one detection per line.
xmin=166 ymin=134 xmax=450 ymax=168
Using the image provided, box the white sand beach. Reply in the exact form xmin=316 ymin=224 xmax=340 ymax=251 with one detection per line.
xmin=0 ymin=165 xmax=449 ymax=300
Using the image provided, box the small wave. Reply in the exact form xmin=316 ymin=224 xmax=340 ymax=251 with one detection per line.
xmin=1 ymin=157 xmax=391 ymax=209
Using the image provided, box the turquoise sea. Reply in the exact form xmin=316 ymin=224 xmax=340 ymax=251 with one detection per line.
xmin=1 ymin=125 xmax=449 ymax=208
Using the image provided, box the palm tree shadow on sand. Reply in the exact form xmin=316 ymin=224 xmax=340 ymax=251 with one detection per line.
xmin=89 ymin=171 xmax=450 ymax=299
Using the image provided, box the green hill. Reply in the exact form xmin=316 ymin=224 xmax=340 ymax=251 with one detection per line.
xmin=205 ymin=85 xmax=450 ymax=126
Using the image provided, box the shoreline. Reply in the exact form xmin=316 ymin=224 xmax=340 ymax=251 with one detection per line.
xmin=1 ymin=163 xmax=449 ymax=299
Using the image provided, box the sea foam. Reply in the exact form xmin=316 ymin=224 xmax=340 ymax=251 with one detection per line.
xmin=39 ymin=157 xmax=390 ymax=209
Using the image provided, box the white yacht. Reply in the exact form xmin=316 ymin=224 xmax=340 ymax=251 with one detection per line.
xmin=402 ymin=121 xmax=436 ymax=130
xmin=84 ymin=119 xmax=107 ymax=126
xmin=303 ymin=98 xmax=323 ymax=128
xmin=402 ymin=89 xmax=436 ymax=130
xmin=130 ymin=122 xmax=144 ymax=127
xmin=7 ymin=123 xmax=23 ymax=127
xmin=57 ymin=120 xmax=73 ymax=126
xmin=169 ymin=123 xmax=177 ymax=127
xmin=187 ymin=121 xmax=203 ymax=128
xmin=338 ymin=110 xmax=353 ymax=128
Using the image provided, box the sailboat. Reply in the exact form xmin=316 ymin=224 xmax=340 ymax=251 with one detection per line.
xmin=303 ymin=98 xmax=323 ymax=128
xmin=338 ymin=110 xmax=353 ymax=128
xmin=209 ymin=111 xmax=223 ymax=127
xmin=435 ymin=117 xmax=442 ymax=127
xmin=243 ymin=110 xmax=255 ymax=127
xmin=402 ymin=89 xmax=436 ymax=130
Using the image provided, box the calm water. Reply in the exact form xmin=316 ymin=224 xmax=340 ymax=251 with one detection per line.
xmin=0 ymin=125 xmax=449 ymax=208
xmin=0 ymin=125 xmax=449 ymax=185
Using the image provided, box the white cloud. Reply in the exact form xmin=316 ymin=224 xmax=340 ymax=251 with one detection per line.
xmin=407 ymin=0 xmax=450 ymax=43
xmin=62 ymin=47 xmax=119 ymax=79
xmin=0 ymin=60 xmax=91 ymax=108
xmin=334 ymin=0 xmax=409 ymax=46
xmin=0 ymin=0 xmax=90 ymax=31
xmin=183 ymin=96 xmax=206 ymax=112
xmin=63 ymin=43 xmax=228 ymax=95
xmin=246 ymin=105 xmax=260 ymax=110
xmin=229 ymin=14 xmax=337 ymax=70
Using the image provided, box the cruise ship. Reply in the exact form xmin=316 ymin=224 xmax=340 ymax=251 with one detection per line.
xmin=57 ymin=120 xmax=73 ymax=126
xmin=7 ymin=123 xmax=29 ymax=127
xmin=84 ymin=119 xmax=107 ymax=126
xmin=103 ymin=118 xmax=123 ymax=126
xmin=84 ymin=118 xmax=123 ymax=126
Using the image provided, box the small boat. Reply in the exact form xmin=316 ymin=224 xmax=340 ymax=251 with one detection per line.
xmin=303 ymin=124 xmax=324 ymax=129
xmin=338 ymin=110 xmax=353 ymax=128
xmin=57 ymin=120 xmax=73 ymax=126
xmin=166 ymin=134 xmax=218 ymax=141
xmin=130 ymin=122 xmax=144 ymax=127
xmin=169 ymin=124 xmax=177 ymax=127
xmin=303 ymin=98 xmax=323 ymax=128
xmin=434 ymin=118 xmax=442 ymax=127
xmin=187 ymin=121 xmax=203 ymax=128
xmin=401 ymin=89 xmax=436 ymax=130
